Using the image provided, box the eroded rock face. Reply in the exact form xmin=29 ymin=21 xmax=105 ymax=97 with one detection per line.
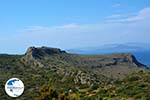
xmin=125 ymin=54 xmax=145 ymax=67
xmin=74 ymin=71 xmax=99 ymax=85
xmin=21 ymin=47 xmax=66 ymax=67
xmin=25 ymin=46 xmax=66 ymax=58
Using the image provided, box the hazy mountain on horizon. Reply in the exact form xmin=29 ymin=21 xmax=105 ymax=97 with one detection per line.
xmin=67 ymin=43 xmax=150 ymax=66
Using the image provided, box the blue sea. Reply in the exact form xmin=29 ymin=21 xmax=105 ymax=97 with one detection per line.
xmin=133 ymin=50 xmax=150 ymax=67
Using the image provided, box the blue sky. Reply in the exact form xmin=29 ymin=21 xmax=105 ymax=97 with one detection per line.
xmin=0 ymin=0 xmax=150 ymax=54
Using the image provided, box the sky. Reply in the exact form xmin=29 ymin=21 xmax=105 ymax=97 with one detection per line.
xmin=0 ymin=0 xmax=150 ymax=54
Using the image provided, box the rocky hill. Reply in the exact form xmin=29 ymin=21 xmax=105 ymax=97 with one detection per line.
xmin=0 ymin=47 xmax=146 ymax=100
xmin=22 ymin=46 xmax=145 ymax=78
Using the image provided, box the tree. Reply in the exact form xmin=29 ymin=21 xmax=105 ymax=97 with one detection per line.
xmin=34 ymin=84 xmax=58 ymax=100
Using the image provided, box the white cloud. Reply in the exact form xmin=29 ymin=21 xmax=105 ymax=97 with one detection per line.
xmin=23 ymin=23 xmax=106 ymax=35
xmin=107 ymin=7 xmax=150 ymax=23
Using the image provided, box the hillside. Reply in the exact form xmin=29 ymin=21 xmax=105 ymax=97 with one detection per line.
xmin=90 ymin=70 xmax=150 ymax=100
xmin=0 ymin=46 xmax=146 ymax=100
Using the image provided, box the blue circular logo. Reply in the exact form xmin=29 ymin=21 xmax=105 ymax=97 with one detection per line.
xmin=5 ymin=78 xmax=24 ymax=97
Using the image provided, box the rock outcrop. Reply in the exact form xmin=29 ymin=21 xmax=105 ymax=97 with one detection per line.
xmin=21 ymin=47 xmax=146 ymax=82
xmin=25 ymin=46 xmax=66 ymax=58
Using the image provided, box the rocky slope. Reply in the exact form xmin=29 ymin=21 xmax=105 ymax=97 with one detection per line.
xmin=0 ymin=46 xmax=146 ymax=100
xmin=22 ymin=47 xmax=145 ymax=79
